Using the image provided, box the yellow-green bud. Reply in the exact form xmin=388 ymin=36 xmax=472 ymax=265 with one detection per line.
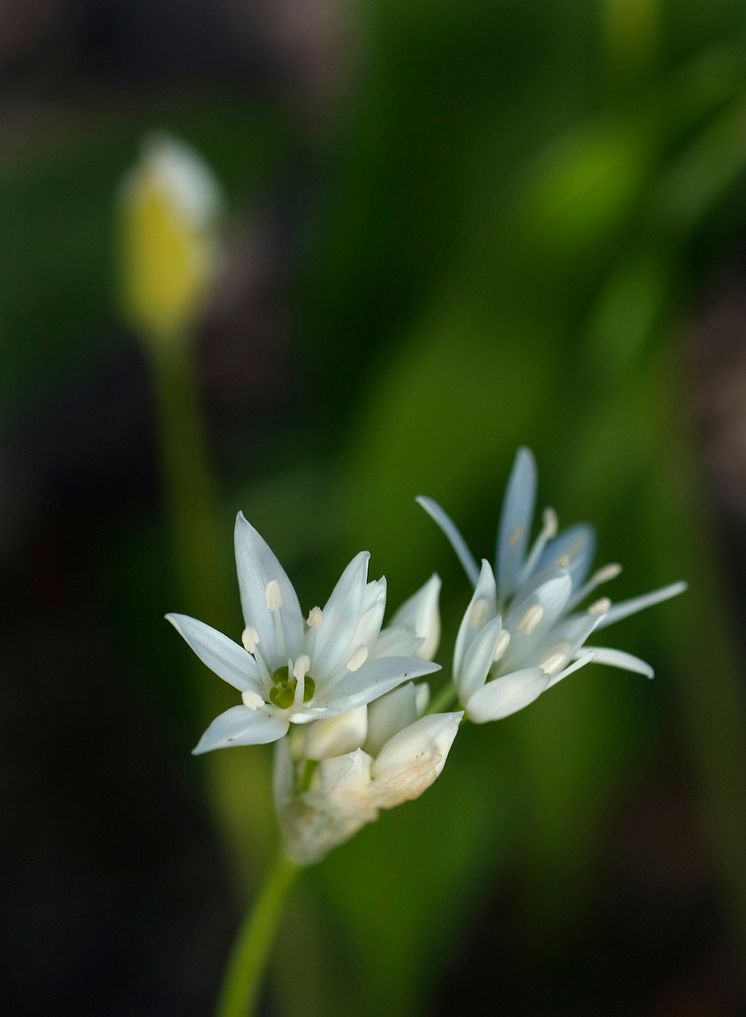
xmin=117 ymin=132 xmax=223 ymax=344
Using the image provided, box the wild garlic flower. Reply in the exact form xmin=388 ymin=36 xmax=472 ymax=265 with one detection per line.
xmin=418 ymin=448 xmax=686 ymax=723
xmin=167 ymin=514 xmax=440 ymax=753
xmin=273 ymin=576 xmax=460 ymax=864
xmin=276 ymin=689 xmax=461 ymax=864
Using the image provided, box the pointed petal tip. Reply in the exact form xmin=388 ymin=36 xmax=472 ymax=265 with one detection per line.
xmin=515 ymin=445 xmax=535 ymax=464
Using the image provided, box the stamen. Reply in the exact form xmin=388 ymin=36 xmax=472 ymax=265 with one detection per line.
xmin=294 ymin=672 xmax=305 ymax=706
xmin=566 ymin=563 xmax=622 ymax=612
xmin=346 ymin=645 xmax=369 ymax=672
xmin=518 ymin=604 xmax=544 ymax=635
xmin=507 ymin=525 xmax=524 ymax=549
xmin=293 ymin=654 xmax=311 ymax=681
xmin=554 ymin=554 xmax=571 ymax=567
xmin=306 ymin=606 xmax=324 ymax=629
xmin=519 ymin=507 xmax=559 ymax=582
xmin=241 ymin=626 xmax=260 ymax=653
xmin=593 ymin=563 xmax=622 ymax=584
xmin=588 ymin=597 xmax=612 ymax=615
xmin=493 ymin=629 xmax=511 ymax=662
xmin=542 ymin=507 xmax=558 ymax=539
xmin=265 ymin=580 xmax=283 ymax=612
xmin=241 ymin=689 xmax=264 ymax=710
xmin=540 ymin=643 xmax=570 ymax=676
xmin=470 ymin=598 xmax=488 ymax=628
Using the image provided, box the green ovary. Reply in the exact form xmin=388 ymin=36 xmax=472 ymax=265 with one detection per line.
xmin=269 ymin=668 xmax=316 ymax=708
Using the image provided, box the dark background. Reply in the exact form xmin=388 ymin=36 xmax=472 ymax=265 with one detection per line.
xmin=3 ymin=1 xmax=746 ymax=1014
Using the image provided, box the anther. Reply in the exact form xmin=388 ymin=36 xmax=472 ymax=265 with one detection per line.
xmin=241 ymin=626 xmax=260 ymax=653
xmin=493 ymin=629 xmax=511 ymax=662
xmin=592 ymin=563 xmax=622 ymax=584
xmin=540 ymin=644 xmax=570 ymax=676
xmin=555 ymin=554 xmax=571 ymax=567
xmin=293 ymin=654 xmax=311 ymax=682
xmin=265 ymin=580 xmax=283 ymax=612
xmin=241 ymin=689 xmax=264 ymax=710
xmin=518 ymin=604 xmax=544 ymax=635
xmin=306 ymin=606 xmax=324 ymax=629
xmin=346 ymin=645 xmax=369 ymax=672
xmin=588 ymin=597 xmax=611 ymax=615
xmin=542 ymin=507 xmax=558 ymax=540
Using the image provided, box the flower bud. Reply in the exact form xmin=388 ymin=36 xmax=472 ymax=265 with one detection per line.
xmin=370 ymin=712 xmax=462 ymax=806
xmin=118 ymin=132 xmax=223 ymax=343
xmin=304 ymin=706 xmax=367 ymax=761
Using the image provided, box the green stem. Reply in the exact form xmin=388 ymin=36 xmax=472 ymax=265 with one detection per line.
xmin=215 ymin=853 xmax=301 ymax=1017
xmin=146 ymin=335 xmax=273 ymax=883
xmin=427 ymin=680 xmax=459 ymax=715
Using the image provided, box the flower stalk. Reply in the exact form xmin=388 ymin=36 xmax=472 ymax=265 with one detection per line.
xmin=215 ymin=852 xmax=300 ymax=1017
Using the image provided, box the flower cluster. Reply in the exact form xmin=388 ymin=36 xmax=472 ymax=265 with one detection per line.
xmin=169 ymin=450 xmax=685 ymax=863
xmin=418 ymin=448 xmax=686 ymax=723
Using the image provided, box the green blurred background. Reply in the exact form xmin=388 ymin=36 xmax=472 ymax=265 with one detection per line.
xmin=3 ymin=0 xmax=746 ymax=1014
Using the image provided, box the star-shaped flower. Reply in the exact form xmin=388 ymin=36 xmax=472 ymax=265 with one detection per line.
xmin=167 ymin=513 xmax=440 ymax=752
xmin=418 ymin=448 xmax=686 ymax=722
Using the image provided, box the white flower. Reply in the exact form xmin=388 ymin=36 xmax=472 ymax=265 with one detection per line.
xmin=167 ymin=513 xmax=440 ymax=753
xmin=418 ymin=447 xmax=686 ymax=723
xmin=275 ymin=681 xmax=462 ymax=864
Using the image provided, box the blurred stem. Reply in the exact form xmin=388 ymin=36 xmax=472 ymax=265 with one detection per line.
xmin=602 ymin=0 xmax=658 ymax=87
xmin=215 ymin=853 xmax=300 ymax=1017
xmin=146 ymin=333 xmax=272 ymax=885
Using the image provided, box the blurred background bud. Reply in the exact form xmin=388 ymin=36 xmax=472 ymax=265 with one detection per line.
xmin=118 ymin=132 xmax=224 ymax=344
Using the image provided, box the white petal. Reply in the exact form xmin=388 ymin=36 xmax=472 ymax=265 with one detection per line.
xmin=166 ymin=613 xmax=263 ymax=692
xmin=365 ymin=683 xmax=420 ymax=757
xmin=347 ymin=578 xmax=388 ymax=656
xmin=369 ymin=625 xmax=424 ymax=660
xmin=453 ymin=560 xmax=498 ymax=677
xmin=416 ymin=496 xmax=480 ymax=585
xmin=530 ymin=612 xmax=601 ymax=675
xmin=389 ymin=574 xmax=442 ymax=660
xmin=370 ymin=712 xmax=462 ymax=807
xmin=466 ymin=667 xmax=549 ymax=723
xmin=319 ymin=657 xmax=440 ymax=714
xmin=593 ymin=581 xmax=687 ymax=630
xmin=582 ymin=646 xmax=654 ymax=678
xmin=545 ymin=651 xmax=596 ymax=688
xmin=538 ymin=523 xmax=596 ymax=591
xmin=192 ymin=705 xmax=289 ymax=753
xmin=234 ymin=513 xmax=304 ymax=668
xmin=496 ymin=447 xmax=537 ymax=601
xmin=500 ymin=567 xmax=573 ymax=671
xmin=310 ymin=749 xmax=377 ymax=820
xmin=457 ymin=616 xmax=503 ymax=702
xmin=415 ymin=683 xmax=430 ymax=715
xmin=311 ymin=552 xmax=370 ymax=672
xmin=304 ymin=706 xmax=368 ymax=761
